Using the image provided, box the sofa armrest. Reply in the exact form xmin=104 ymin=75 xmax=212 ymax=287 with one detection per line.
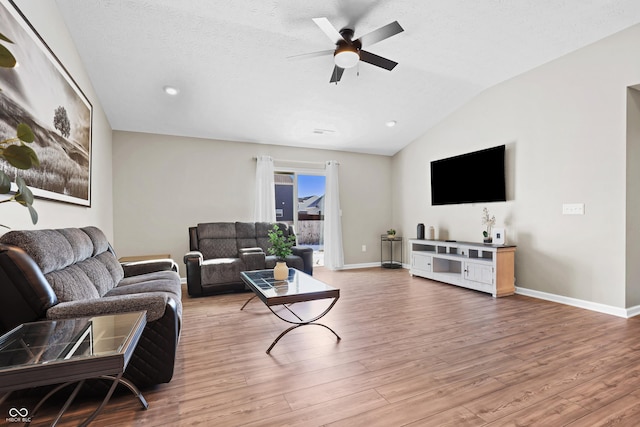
xmin=46 ymin=293 xmax=171 ymax=323
xmin=292 ymin=246 xmax=314 ymax=275
xmin=184 ymin=251 xmax=203 ymax=264
xmin=239 ymin=248 xmax=266 ymax=271
xmin=183 ymin=251 xmax=203 ymax=297
xmin=122 ymin=259 xmax=178 ymax=277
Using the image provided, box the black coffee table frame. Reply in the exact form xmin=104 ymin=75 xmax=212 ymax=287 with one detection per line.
xmin=240 ymin=269 xmax=341 ymax=354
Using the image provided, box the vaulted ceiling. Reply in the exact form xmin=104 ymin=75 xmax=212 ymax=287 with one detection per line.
xmin=54 ymin=0 xmax=640 ymax=156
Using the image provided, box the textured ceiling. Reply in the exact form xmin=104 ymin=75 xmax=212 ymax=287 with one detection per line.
xmin=52 ymin=0 xmax=640 ymax=156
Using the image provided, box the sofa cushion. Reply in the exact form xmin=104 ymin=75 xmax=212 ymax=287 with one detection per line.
xmin=116 ymin=271 xmax=183 ymax=305
xmin=119 ymin=270 xmax=182 ymax=287
xmin=58 ymin=228 xmax=94 ymax=263
xmin=45 ymin=265 xmax=100 ymax=302
xmin=255 ymin=222 xmax=273 ymax=252
xmin=76 ymin=257 xmax=115 ymax=296
xmin=0 ymin=230 xmax=75 ymax=274
xmin=200 ymin=258 xmax=244 ymax=285
xmin=197 ymin=223 xmax=238 ymax=259
xmin=96 ymin=251 xmax=125 ymax=285
xmin=236 ymin=222 xmax=258 ymax=251
xmin=81 ymin=226 xmax=111 ymax=256
xmin=107 ymin=274 xmax=182 ymax=319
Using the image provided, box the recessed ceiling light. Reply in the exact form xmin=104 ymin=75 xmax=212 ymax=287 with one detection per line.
xmin=163 ymin=85 xmax=179 ymax=96
xmin=386 ymin=120 xmax=397 ymax=127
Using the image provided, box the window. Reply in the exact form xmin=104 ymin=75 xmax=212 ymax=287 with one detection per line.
xmin=274 ymin=171 xmax=326 ymax=266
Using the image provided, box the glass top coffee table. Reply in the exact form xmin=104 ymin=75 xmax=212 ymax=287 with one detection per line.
xmin=0 ymin=311 xmax=148 ymax=426
xmin=240 ymin=268 xmax=341 ymax=354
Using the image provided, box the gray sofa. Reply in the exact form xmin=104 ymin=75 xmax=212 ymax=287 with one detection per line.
xmin=0 ymin=226 xmax=182 ymax=388
xmin=184 ymin=222 xmax=313 ymax=297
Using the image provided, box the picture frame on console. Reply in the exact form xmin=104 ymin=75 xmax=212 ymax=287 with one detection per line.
xmin=0 ymin=0 xmax=92 ymax=207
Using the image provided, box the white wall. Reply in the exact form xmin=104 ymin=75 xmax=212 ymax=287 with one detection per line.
xmin=3 ymin=1 xmax=114 ymax=236
xmin=393 ymin=23 xmax=640 ymax=309
xmin=112 ymin=131 xmax=392 ymax=274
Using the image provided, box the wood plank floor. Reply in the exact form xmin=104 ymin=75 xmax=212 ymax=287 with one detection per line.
xmin=8 ymin=267 xmax=640 ymax=426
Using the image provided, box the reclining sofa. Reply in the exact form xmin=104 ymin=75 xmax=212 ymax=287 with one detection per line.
xmin=184 ymin=222 xmax=313 ymax=297
xmin=0 ymin=226 xmax=182 ymax=388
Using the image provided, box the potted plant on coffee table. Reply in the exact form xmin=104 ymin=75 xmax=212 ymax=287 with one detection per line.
xmin=268 ymin=224 xmax=296 ymax=280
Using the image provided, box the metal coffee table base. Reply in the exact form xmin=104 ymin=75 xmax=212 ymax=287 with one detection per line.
xmin=241 ymin=295 xmax=341 ymax=354
xmin=26 ymin=374 xmax=148 ymax=427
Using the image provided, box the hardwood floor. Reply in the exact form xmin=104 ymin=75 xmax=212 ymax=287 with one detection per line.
xmin=9 ymin=267 xmax=640 ymax=426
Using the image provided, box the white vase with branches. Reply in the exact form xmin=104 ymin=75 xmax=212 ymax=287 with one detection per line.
xmin=481 ymin=207 xmax=496 ymax=244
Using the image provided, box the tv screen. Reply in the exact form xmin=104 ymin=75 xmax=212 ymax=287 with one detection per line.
xmin=431 ymin=145 xmax=506 ymax=205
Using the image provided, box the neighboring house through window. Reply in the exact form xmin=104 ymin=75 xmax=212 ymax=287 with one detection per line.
xmin=274 ymin=171 xmax=326 ymax=266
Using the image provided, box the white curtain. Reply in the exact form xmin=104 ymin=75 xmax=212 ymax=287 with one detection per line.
xmin=323 ymin=160 xmax=344 ymax=270
xmin=254 ymin=155 xmax=276 ymax=222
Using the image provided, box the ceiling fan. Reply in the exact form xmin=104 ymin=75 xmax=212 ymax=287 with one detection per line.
xmin=293 ymin=17 xmax=404 ymax=83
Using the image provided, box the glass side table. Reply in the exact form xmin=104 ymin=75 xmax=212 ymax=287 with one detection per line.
xmin=0 ymin=311 xmax=148 ymax=426
xmin=381 ymin=235 xmax=403 ymax=269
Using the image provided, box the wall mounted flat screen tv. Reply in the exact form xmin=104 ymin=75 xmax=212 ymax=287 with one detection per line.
xmin=431 ymin=145 xmax=506 ymax=205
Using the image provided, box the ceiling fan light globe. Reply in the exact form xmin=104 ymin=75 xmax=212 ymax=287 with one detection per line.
xmin=334 ymin=50 xmax=359 ymax=69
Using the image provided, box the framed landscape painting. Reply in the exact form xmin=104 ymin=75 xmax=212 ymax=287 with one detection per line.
xmin=0 ymin=0 xmax=92 ymax=207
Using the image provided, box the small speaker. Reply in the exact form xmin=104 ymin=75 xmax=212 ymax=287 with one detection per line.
xmin=417 ymin=223 xmax=425 ymax=239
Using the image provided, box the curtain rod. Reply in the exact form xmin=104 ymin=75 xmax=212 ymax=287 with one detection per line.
xmin=253 ymin=156 xmax=328 ymax=167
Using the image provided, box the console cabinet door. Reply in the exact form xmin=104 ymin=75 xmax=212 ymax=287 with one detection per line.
xmin=412 ymin=253 xmax=432 ymax=272
xmin=464 ymin=261 xmax=493 ymax=285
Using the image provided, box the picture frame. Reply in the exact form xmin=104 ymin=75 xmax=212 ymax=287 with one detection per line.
xmin=492 ymin=227 xmax=506 ymax=245
xmin=0 ymin=0 xmax=92 ymax=207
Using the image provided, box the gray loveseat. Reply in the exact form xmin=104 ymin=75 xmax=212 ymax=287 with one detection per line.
xmin=184 ymin=222 xmax=313 ymax=297
xmin=0 ymin=226 xmax=182 ymax=388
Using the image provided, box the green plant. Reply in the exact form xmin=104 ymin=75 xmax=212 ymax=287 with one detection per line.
xmin=387 ymin=228 xmax=396 ymax=235
xmin=0 ymin=32 xmax=39 ymax=228
xmin=267 ymin=224 xmax=296 ymax=261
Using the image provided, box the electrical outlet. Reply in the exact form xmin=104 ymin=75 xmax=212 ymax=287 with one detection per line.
xmin=562 ymin=203 xmax=585 ymax=215
xmin=362 ymin=245 xmax=367 ymax=252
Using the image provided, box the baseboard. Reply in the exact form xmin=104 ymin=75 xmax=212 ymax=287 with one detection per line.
xmin=516 ymin=286 xmax=639 ymax=318
xmin=626 ymin=305 xmax=640 ymax=318
xmin=337 ymin=262 xmax=384 ymax=270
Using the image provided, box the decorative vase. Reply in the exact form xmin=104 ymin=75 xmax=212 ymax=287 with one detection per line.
xmin=387 ymin=234 xmax=396 ymax=240
xmin=483 ymin=237 xmax=493 ymax=244
xmin=274 ymin=261 xmax=288 ymax=280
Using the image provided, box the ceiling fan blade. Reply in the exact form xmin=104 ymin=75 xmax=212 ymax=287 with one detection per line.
xmin=287 ymin=49 xmax=334 ymax=60
xmin=329 ymin=66 xmax=345 ymax=83
xmin=313 ymin=17 xmax=346 ymax=44
xmin=359 ymin=50 xmax=398 ymax=71
xmin=356 ymin=21 xmax=404 ymax=47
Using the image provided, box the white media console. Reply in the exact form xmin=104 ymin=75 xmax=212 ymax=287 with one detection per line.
xmin=409 ymin=239 xmax=516 ymax=297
